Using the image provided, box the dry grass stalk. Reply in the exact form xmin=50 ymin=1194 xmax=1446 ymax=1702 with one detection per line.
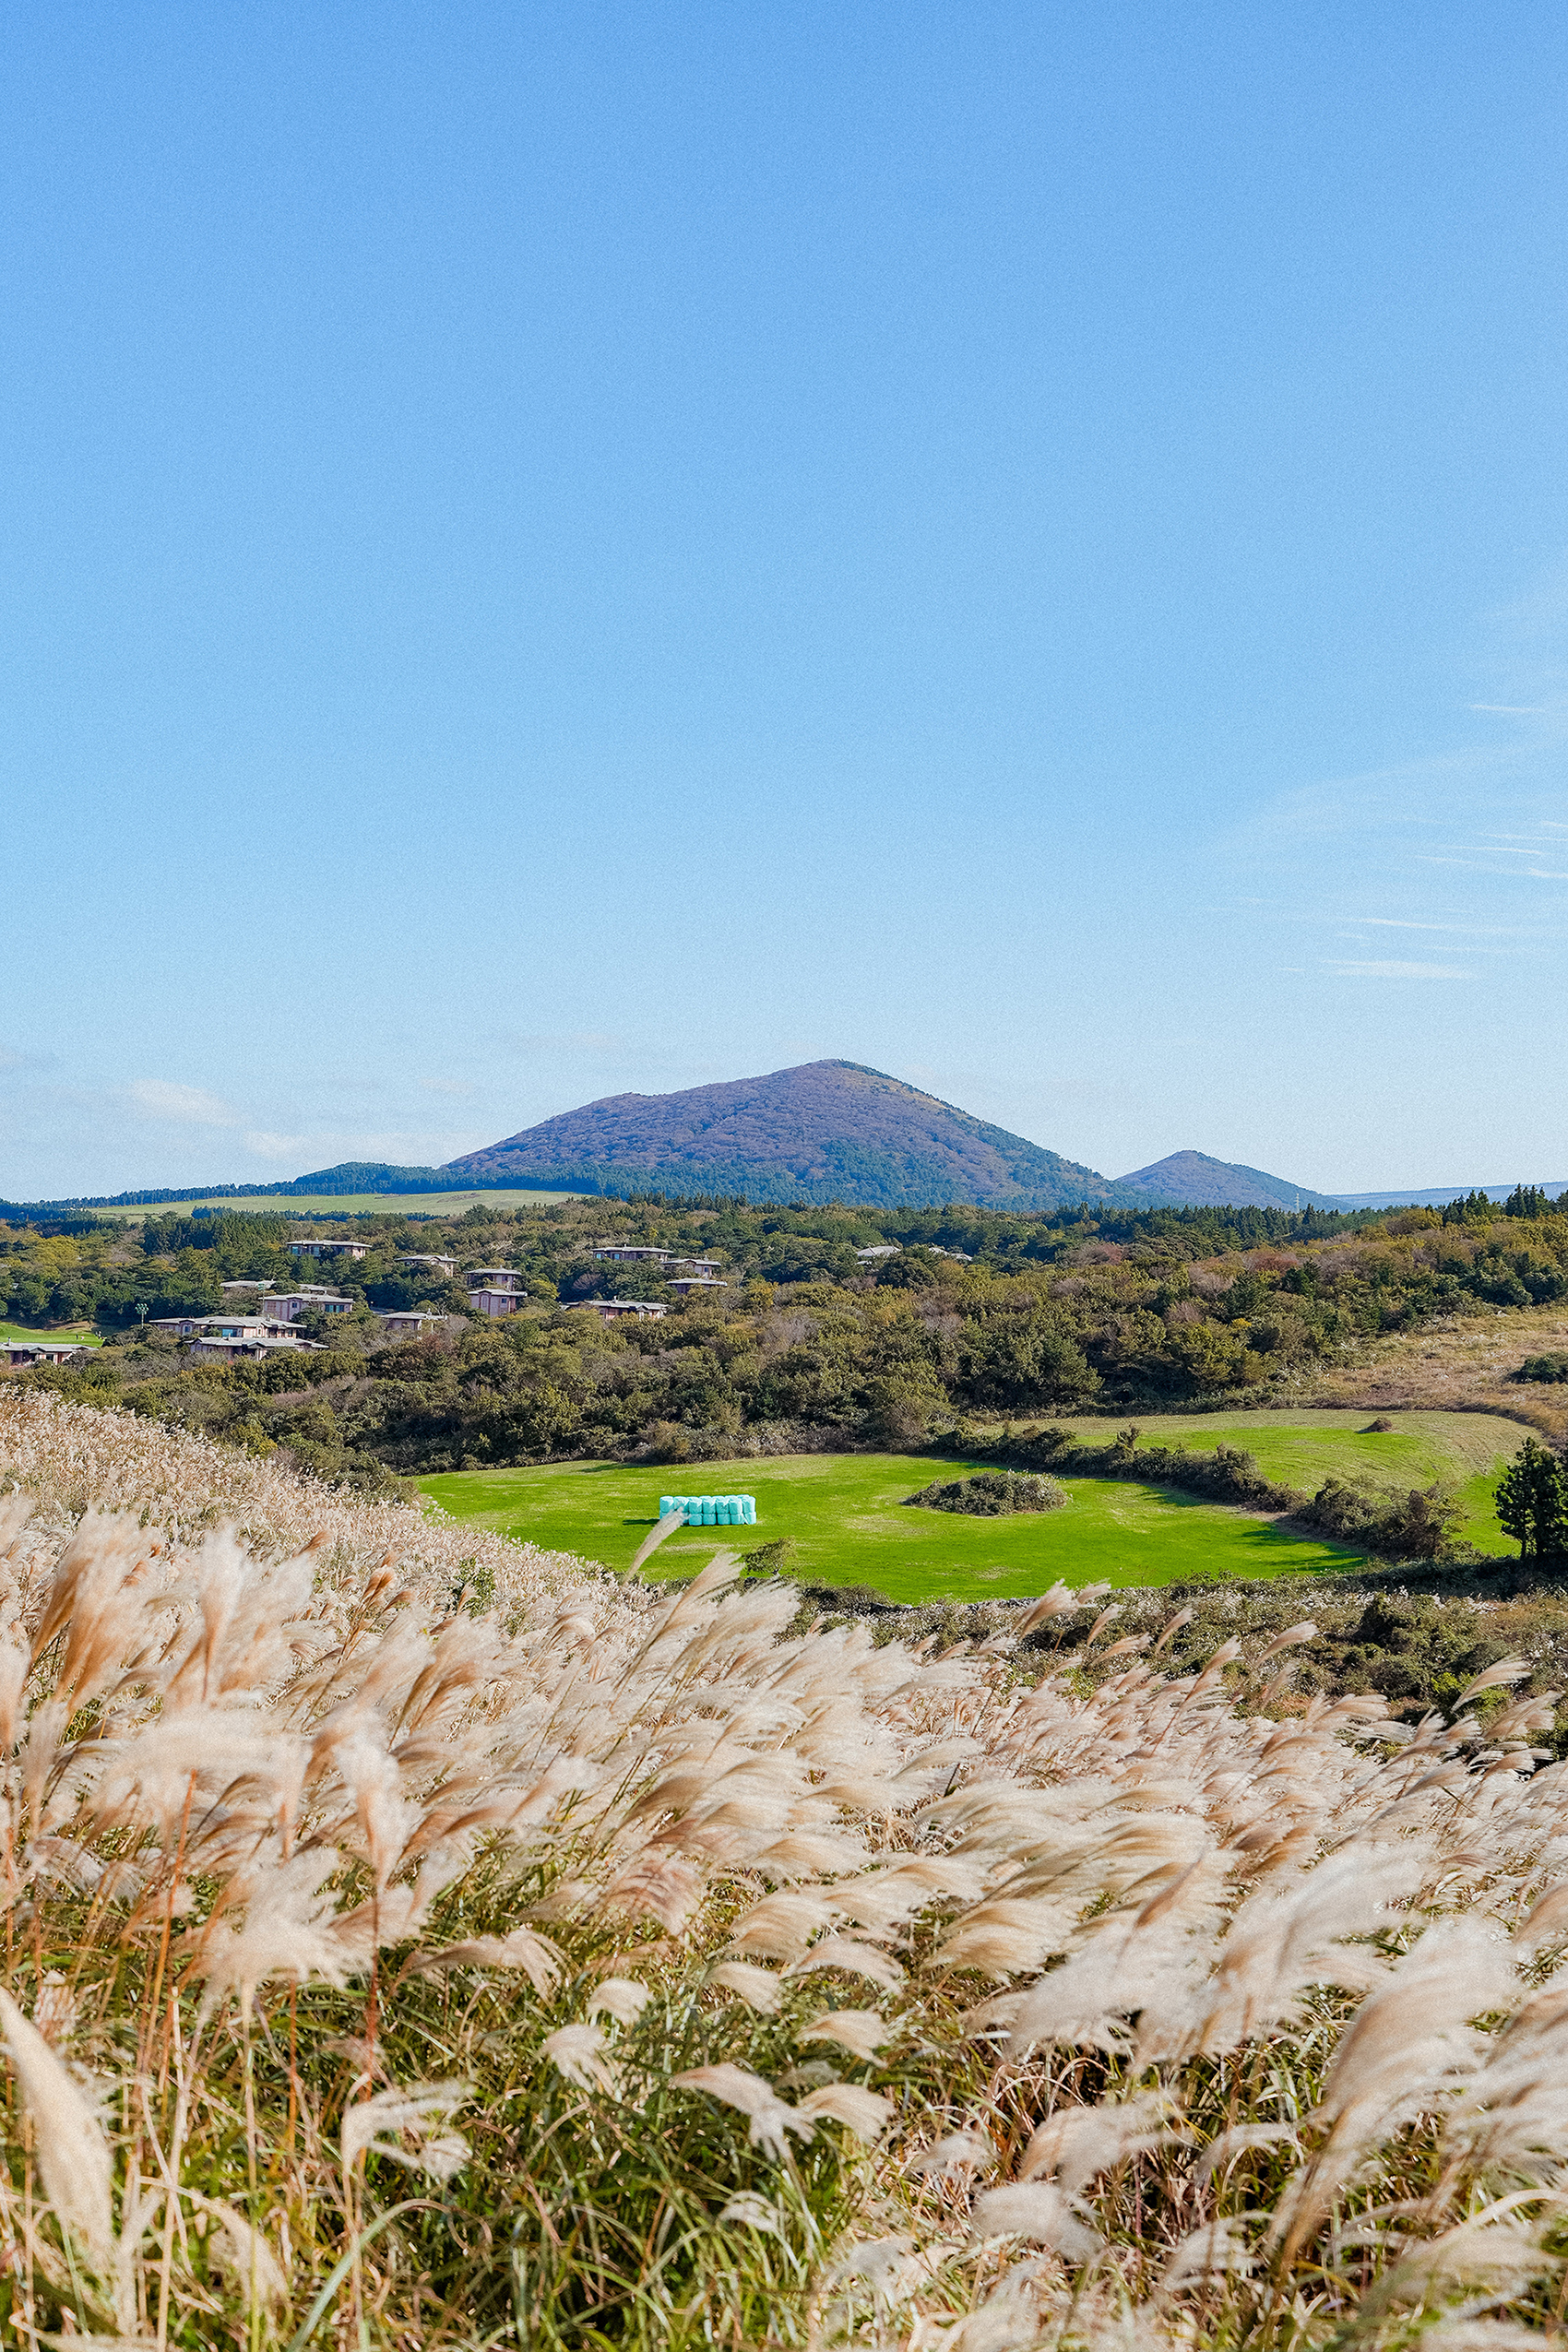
xmin=6 ymin=1389 xmax=1568 ymax=2345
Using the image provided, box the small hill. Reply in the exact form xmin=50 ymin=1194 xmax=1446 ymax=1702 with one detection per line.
xmin=1116 ymin=1149 xmax=1336 ymax=1211
xmin=444 ymin=1059 xmax=1125 ymax=1210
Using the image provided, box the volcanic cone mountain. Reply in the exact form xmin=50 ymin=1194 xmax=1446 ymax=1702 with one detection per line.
xmin=1113 ymin=1150 xmax=1338 ymax=1210
xmin=444 ymin=1059 xmax=1124 ymax=1209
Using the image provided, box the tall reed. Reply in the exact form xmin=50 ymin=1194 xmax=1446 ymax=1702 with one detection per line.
xmin=0 ymin=1384 xmax=1566 ymax=2350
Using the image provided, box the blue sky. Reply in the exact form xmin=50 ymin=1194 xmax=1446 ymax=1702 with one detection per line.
xmin=5 ymin=3 xmax=1568 ymax=1199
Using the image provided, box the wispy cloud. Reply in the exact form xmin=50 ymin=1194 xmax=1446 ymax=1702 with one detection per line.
xmin=1325 ymin=959 xmax=1471 ymax=981
xmin=419 ymin=1077 xmax=474 ymax=1098
xmin=1354 ymin=917 xmax=1515 ymax=934
xmin=244 ymin=1130 xmax=308 ymax=1159
xmin=125 ymin=1080 xmax=241 ymax=1127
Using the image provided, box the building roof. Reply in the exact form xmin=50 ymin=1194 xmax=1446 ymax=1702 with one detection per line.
xmin=191 ymin=1335 xmax=305 ymax=1354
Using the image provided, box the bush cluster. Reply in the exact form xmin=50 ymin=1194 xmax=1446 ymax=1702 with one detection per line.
xmin=908 ymin=1469 xmax=1068 ymax=1515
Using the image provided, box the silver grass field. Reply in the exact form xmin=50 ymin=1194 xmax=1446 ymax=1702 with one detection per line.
xmin=0 ymin=1390 xmax=1567 ymax=2350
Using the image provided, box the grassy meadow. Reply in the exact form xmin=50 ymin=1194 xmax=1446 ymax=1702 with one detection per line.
xmin=82 ymin=1186 xmax=585 ymax=1218
xmin=420 ymin=1452 xmax=1362 ymax=1596
xmin=1024 ymin=1405 xmax=1517 ymax=1551
xmin=0 ymin=1322 xmax=101 ymax=1346
xmin=417 ymin=1409 xmax=1516 ymax=1597
xmin=1307 ymin=1299 xmax=1568 ymax=1440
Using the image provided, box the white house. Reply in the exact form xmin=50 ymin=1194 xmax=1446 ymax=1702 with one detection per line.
xmin=399 ymin=1253 xmax=457 ymax=1277
xmin=591 ymin=1245 xmax=674 ymax=1265
xmin=2 ymin=1341 xmax=87 ymax=1368
xmin=668 ymin=1277 xmax=729 ymax=1296
xmin=288 ymin=1236 xmax=370 ymax=1261
xmin=567 ymin=1299 xmax=667 ymax=1322
xmin=375 ymin=1308 xmax=445 ymax=1337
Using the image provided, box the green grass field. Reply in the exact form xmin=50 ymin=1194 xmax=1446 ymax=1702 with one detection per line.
xmin=417 ymin=1410 xmax=1520 ymax=1600
xmin=83 ymin=1188 xmax=585 ymax=1219
xmin=0 ymin=1323 xmax=102 ymax=1347
xmin=1018 ymin=1408 xmax=1518 ymax=1553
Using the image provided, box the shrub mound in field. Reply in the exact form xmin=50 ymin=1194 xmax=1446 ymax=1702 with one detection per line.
xmin=5 ymin=1384 xmax=1568 ymax=2351
xmin=908 ymin=1468 xmax=1069 ymax=1515
xmin=1516 ymin=1352 xmax=1568 ymax=1384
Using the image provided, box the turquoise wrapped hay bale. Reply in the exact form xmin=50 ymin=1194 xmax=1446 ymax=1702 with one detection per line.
xmin=657 ymin=1494 xmax=757 ymax=1526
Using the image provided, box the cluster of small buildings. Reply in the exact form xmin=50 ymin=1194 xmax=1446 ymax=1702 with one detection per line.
xmin=591 ymin=1244 xmax=726 ymax=1290
xmin=585 ymin=1243 xmax=728 ymax=1312
xmin=141 ymin=1277 xmax=447 ymax=1360
xmin=2 ymin=1233 xmax=741 ymax=1370
xmin=284 ymin=1235 xmax=458 ymax=1271
xmin=465 ymin=1246 xmax=730 ymax=1325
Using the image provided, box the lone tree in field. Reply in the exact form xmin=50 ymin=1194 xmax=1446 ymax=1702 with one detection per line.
xmin=1496 ymin=1436 xmax=1567 ymax=1560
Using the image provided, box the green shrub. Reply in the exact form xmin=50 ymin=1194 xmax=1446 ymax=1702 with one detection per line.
xmin=1297 ymin=1473 xmax=1462 ymax=1559
xmin=907 ymin=1469 xmax=1069 ymax=1515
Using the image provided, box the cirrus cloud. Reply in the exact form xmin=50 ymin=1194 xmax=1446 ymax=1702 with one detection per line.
xmin=125 ymin=1080 xmax=242 ymax=1126
xmin=1325 ymin=960 xmax=1471 ymax=981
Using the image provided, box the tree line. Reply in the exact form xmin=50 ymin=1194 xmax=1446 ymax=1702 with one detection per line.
xmin=2 ymin=1187 xmax=1567 ymax=1508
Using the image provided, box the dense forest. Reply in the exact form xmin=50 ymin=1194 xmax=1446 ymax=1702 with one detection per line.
xmin=3 ymin=1185 xmax=1564 ymax=1485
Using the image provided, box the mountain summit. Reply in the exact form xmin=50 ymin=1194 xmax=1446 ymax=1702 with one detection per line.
xmin=1115 ymin=1150 xmax=1337 ymax=1210
xmin=444 ymin=1059 xmax=1123 ymax=1209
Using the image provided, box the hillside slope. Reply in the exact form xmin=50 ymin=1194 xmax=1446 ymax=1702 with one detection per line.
xmin=1116 ymin=1148 xmax=1336 ymax=1209
xmin=445 ymin=1058 xmax=1125 ymax=1208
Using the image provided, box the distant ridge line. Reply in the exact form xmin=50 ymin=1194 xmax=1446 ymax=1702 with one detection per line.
xmin=6 ymin=1060 xmax=1562 ymax=1218
xmin=1326 ymin=1182 xmax=1568 ymax=1210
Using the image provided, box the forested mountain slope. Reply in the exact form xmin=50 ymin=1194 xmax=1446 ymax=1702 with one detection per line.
xmin=1116 ymin=1148 xmax=1336 ymax=1208
xmin=445 ymin=1059 xmax=1127 ymax=1209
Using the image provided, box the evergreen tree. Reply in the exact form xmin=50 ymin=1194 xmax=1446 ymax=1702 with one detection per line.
xmin=1496 ymin=1437 xmax=1567 ymax=1559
